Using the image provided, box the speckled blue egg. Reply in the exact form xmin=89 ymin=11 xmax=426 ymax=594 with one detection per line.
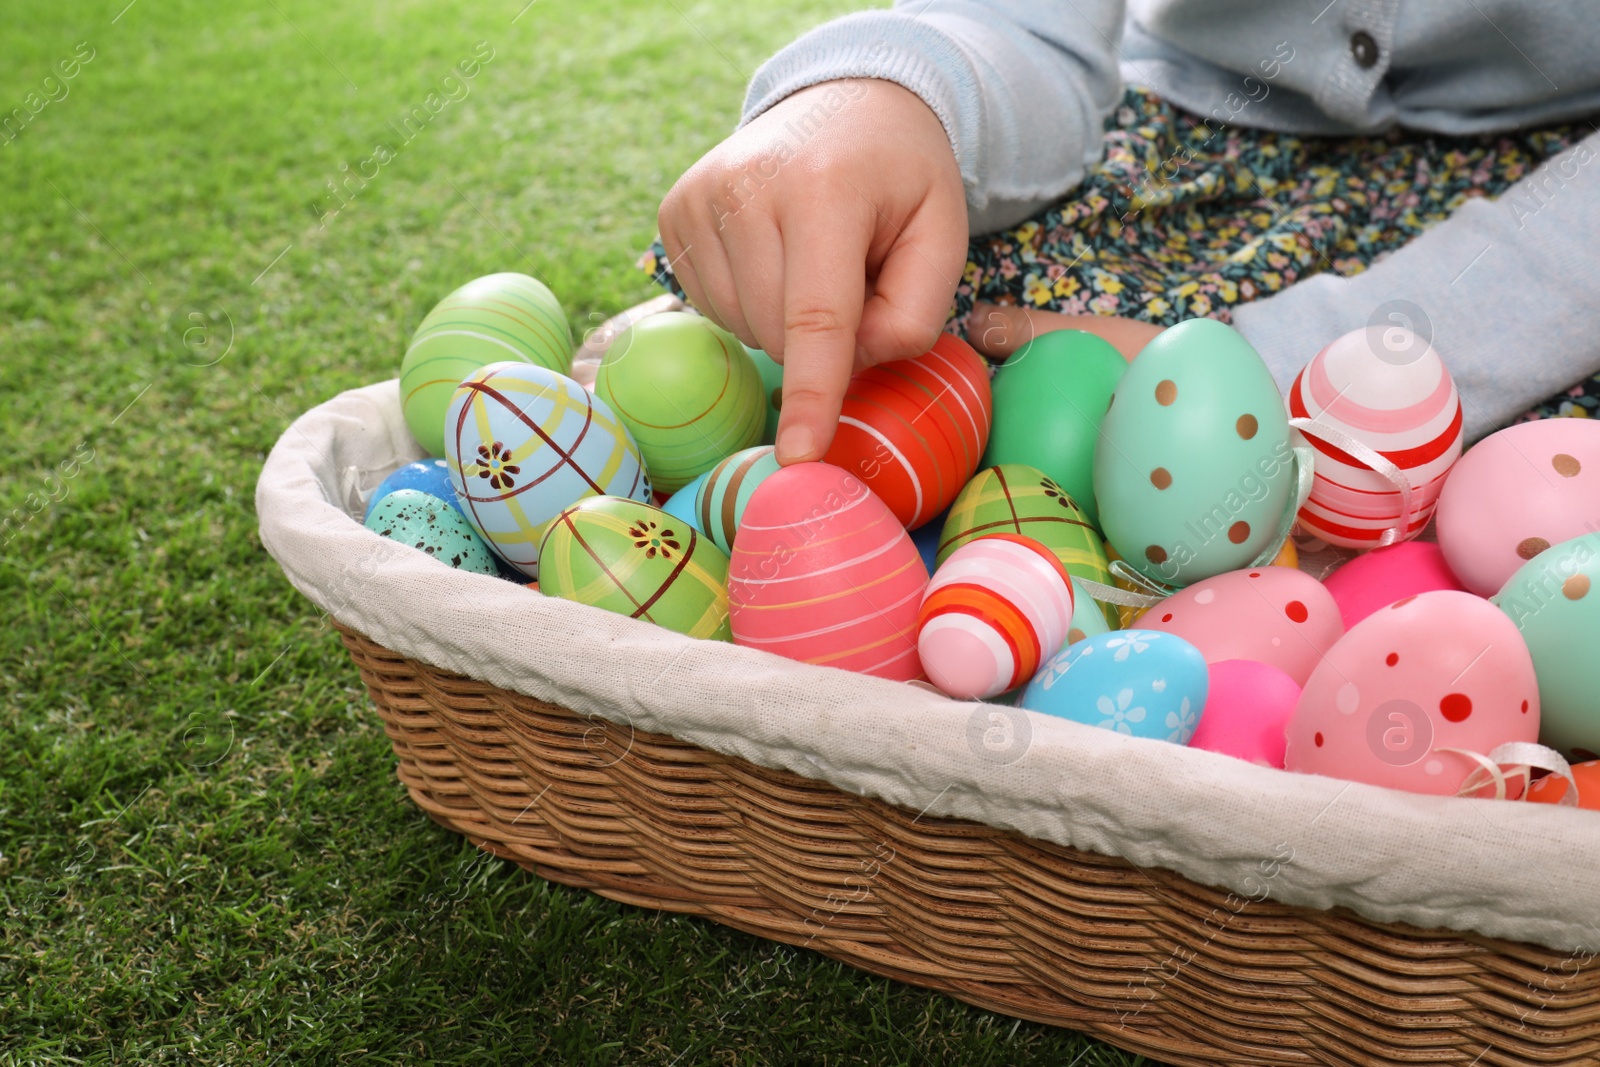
xmin=363 ymin=488 xmax=499 ymax=575
xmin=1018 ymin=629 xmax=1208 ymax=744
xmin=364 ymin=459 xmax=463 ymax=523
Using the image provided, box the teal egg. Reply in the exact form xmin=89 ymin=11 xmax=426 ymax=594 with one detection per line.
xmin=1093 ymin=319 xmax=1293 ymax=588
xmin=661 ymin=471 xmax=710 ymax=532
xmin=983 ymin=330 xmax=1126 ymax=528
xmin=364 ymin=488 xmax=499 ymax=575
xmin=694 ymin=445 xmax=781 ymax=554
xmin=745 ymin=345 xmax=784 ymax=446
xmin=1492 ymin=532 xmax=1600 ymax=760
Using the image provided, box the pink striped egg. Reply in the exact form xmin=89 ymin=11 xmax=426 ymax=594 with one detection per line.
xmin=917 ymin=534 xmax=1075 ymax=700
xmin=1289 ymin=326 xmax=1462 ymax=549
xmin=729 ymin=462 xmax=928 ymax=680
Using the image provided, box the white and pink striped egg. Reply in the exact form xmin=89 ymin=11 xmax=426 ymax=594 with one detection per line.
xmin=916 ymin=534 xmax=1075 ymax=700
xmin=1288 ymin=325 xmax=1462 ymax=549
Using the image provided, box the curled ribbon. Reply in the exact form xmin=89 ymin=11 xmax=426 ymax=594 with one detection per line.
xmin=1248 ymin=443 xmax=1317 ymax=568
xmin=1077 ymin=566 xmax=1169 ymax=610
xmin=1287 ymin=416 xmax=1415 ymax=548
xmin=1441 ymin=742 xmax=1578 ymax=806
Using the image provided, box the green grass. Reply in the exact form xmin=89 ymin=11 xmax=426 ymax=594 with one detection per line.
xmin=0 ymin=1 xmax=1161 ymax=1062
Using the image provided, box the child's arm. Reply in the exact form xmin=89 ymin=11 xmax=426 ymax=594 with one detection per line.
xmin=658 ymin=1 xmax=1126 ymax=463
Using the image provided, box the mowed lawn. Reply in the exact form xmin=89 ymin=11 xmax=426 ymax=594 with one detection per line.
xmin=0 ymin=1 xmax=1162 ymax=1063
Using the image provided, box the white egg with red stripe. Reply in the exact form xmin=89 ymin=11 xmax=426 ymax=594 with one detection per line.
xmin=916 ymin=533 xmax=1075 ymax=700
xmin=1288 ymin=325 xmax=1462 ymax=549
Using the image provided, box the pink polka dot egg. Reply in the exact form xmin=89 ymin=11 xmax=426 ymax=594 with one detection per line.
xmin=1285 ymin=590 xmax=1539 ymax=796
xmin=728 ymin=462 xmax=928 ymax=681
xmin=917 ymin=533 xmax=1075 ymax=700
xmin=1289 ymin=325 xmax=1462 ymax=548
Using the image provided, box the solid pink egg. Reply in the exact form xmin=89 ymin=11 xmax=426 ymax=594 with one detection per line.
xmin=1137 ymin=566 xmax=1342 ymax=686
xmin=1321 ymin=541 xmax=1468 ymax=631
xmin=1190 ymin=659 xmax=1300 ymax=768
xmin=728 ymin=462 xmax=928 ymax=680
xmin=1435 ymin=418 xmax=1600 ymax=596
xmin=1285 ymin=590 xmax=1539 ymax=796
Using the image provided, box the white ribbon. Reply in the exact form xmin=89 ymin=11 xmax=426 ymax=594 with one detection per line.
xmin=1078 ymin=567 xmax=1168 ymax=610
xmin=1288 ymin=416 xmax=1415 ymax=548
xmin=1248 ymin=443 xmax=1317 ymax=567
xmin=1441 ymin=742 xmax=1578 ymax=806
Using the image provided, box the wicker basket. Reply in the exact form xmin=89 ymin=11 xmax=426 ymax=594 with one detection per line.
xmin=335 ymin=620 xmax=1600 ymax=1067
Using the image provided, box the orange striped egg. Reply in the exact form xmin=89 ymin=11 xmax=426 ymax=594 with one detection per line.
xmin=728 ymin=462 xmax=928 ymax=680
xmin=1289 ymin=326 xmax=1462 ymax=549
xmin=917 ymin=534 xmax=1075 ymax=700
xmin=822 ymin=334 xmax=992 ymax=529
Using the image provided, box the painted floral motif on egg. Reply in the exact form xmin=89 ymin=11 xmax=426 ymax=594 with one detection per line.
xmin=1290 ymin=325 xmax=1462 ymax=549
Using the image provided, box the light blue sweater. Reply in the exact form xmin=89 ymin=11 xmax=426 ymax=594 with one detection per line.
xmin=740 ymin=1 xmax=1600 ymax=439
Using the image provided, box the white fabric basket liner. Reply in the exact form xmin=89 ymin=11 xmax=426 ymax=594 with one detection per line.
xmin=256 ymin=379 xmax=1600 ymax=954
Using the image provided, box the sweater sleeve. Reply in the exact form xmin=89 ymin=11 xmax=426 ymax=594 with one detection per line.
xmin=1231 ymin=131 xmax=1600 ymax=442
xmin=740 ymin=1 xmax=1127 ymax=236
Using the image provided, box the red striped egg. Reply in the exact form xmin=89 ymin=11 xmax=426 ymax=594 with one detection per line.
xmin=822 ymin=334 xmax=992 ymax=529
xmin=728 ymin=462 xmax=928 ymax=680
xmin=917 ymin=534 xmax=1075 ymax=700
xmin=1289 ymin=325 xmax=1462 ymax=549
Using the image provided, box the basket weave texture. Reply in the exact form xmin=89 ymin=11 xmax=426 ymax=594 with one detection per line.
xmin=337 ymin=622 xmax=1600 ymax=1067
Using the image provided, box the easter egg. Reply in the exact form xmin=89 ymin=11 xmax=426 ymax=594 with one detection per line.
xmin=745 ymin=345 xmax=784 ymax=445
xmin=1096 ymin=318 xmax=1295 ymax=588
xmin=940 ymin=464 xmax=1115 ymax=626
xmin=917 ymin=534 xmax=1075 ymax=699
xmin=1270 ymin=538 xmax=1298 ymax=569
xmin=1139 ymin=567 xmax=1343 ymax=686
xmin=1289 ymin=326 xmax=1462 ymax=549
xmin=1285 ymin=590 xmax=1539 ymax=795
xmin=364 ymin=458 xmax=463 ymax=522
xmin=363 ymin=488 xmax=499 ymax=575
xmin=1065 ymin=578 xmax=1112 ymax=647
xmin=694 ymin=445 xmax=782 ymax=554
xmin=1492 ymin=532 xmax=1600 ymax=760
xmin=660 ymin=471 xmax=709 ymax=533
xmin=1019 ymin=630 xmax=1208 ymax=745
xmin=401 ymin=273 xmax=573 ymax=456
xmin=1189 ymin=660 xmax=1300 ymax=767
xmin=538 ymin=496 xmax=731 ymax=640
xmin=822 ymin=334 xmax=992 ymax=529
xmin=1526 ymin=760 xmax=1600 ymax=809
xmin=1322 ymin=541 xmax=1467 ymax=631
xmin=595 ymin=312 xmax=765 ymax=494
xmin=982 ymin=329 xmax=1126 ymax=528
xmin=728 ymin=462 xmax=928 ymax=680
xmin=1436 ymin=418 xmax=1600 ymax=597
xmin=444 ymin=362 xmax=650 ymax=578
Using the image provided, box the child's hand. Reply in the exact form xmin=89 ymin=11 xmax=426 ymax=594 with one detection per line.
xmin=658 ymin=79 xmax=968 ymax=464
xmin=968 ymin=302 xmax=1165 ymax=363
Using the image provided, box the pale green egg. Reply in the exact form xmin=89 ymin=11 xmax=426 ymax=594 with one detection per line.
xmin=1093 ymin=319 xmax=1293 ymax=588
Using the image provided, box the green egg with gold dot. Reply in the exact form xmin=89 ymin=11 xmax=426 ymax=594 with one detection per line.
xmin=1094 ymin=318 xmax=1293 ymax=588
xmin=401 ymin=272 xmax=573 ymax=456
xmin=595 ymin=312 xmax=765 ymax=494
xmin=538 ymin=496 xmax=732 ymax=640
xmin=939 ymin=463 xmax=1116 ymax=626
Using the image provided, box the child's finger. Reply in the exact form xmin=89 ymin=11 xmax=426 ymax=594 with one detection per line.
xmin=772 ymin=223 xmax=871 ymax=464
xmin=855 ymin=203 xmax=968 ymax=368
xmin=720 ymin=214 xmax=787 ymax=359
xmin=683 ymin=239 xmax=758 ymax=349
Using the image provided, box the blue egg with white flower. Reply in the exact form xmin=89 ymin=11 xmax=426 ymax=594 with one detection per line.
xmin=1018 ymin=629 xmax=1208 ymax=744
xmin=364 ymin=459 xmax=464 ymax=522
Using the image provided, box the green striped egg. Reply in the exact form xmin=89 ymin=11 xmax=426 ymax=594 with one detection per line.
xmin=939 ymin=464 xmax=1117 ymax=626
xmin=694 ymin=445 xmax=781 ymax=553
xmin=401 ymin=273 xmax=573 ymax=456
xmin=538 ymin=496 xmax=732 ymax=640
xmin=595 ymin=312 xmax=764 ymax=494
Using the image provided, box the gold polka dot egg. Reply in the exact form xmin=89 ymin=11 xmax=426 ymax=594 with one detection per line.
xmin=444 ymin=361 xmax=651 ymax=579
xmin=538 ymin=496 xmax=732 ymax=641
xmin=1094 ymin=319 xmax=1296 ymax=588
